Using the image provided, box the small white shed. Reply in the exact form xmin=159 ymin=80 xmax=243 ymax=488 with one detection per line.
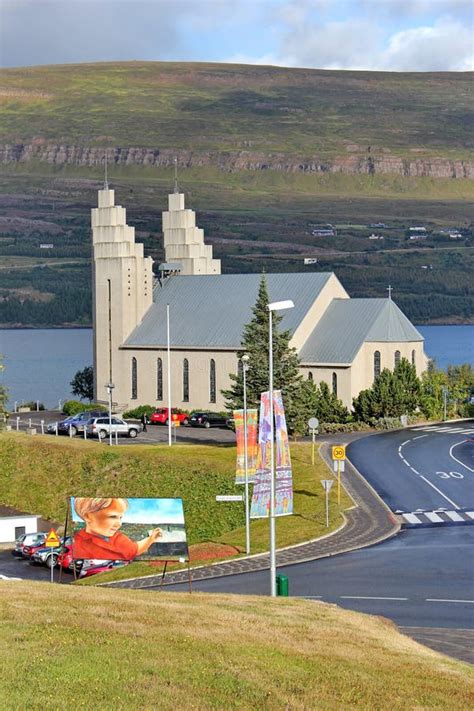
xmin=0 ymin=505 xmax=41 ymax=543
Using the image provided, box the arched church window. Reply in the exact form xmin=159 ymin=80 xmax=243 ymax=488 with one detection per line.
xmin=411 ymin=349 xmax=416 ymax=367
xmin=308 ymin=371 xmax=313 ymax=381
xmin=394 ymin=350 xmax=401 ymax=368
xmin=131 ymin=357 xmax=137 ymax=400
xmin=157 ymin=358 xmax=163 ymax=401
xmin=374 ymin=351 xmax=381 ymax=380
xmin=183 ymin=359 xmax=189 ymax=402
xmin=210 ymin=359 xmax=216 ymax=403
xmin=332 ymin=372 xmax=337 ymax=397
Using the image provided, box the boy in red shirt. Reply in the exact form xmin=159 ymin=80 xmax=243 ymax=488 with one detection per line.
xmin=72 ymin=497 xmax=162 ymax=561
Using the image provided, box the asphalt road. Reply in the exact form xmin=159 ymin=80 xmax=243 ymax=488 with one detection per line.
xmin=0 ymin=551 xmax=72 ymax=583
xmin=347 ymin=421 xmax=474 ymax=512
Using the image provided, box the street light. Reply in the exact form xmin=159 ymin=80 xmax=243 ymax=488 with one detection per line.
xmin=268 ymin=299 xmax=294 ymax=597
xmin=241 ymin=353 xmax=250 ymax=555
xmin=106 ymin=382 xmax=114 ymax=446
xmin=167 ymin=303 xmax=172 ymax=447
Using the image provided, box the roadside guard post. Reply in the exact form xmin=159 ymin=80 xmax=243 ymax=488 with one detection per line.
xmin=308 ymin=417 xmax=319 ymax=465
xmin=276 ymin=574 xmax=289 ymax=597
xmin=45 ymin=529 xmax=60 ymax=583
xmin=331 ymin=445 xmax=346 ymax=505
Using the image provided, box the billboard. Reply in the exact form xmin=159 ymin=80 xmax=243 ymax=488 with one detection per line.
xmin=70 ymin=497 xmax=189 ymax=562
xmin=233 ymin=408 xmax=258 ymax=484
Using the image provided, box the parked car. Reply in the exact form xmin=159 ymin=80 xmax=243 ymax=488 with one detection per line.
xmin=57 ymin=542 xmax=76 ymax=572
xmin=13 ymin=532 xmax=47 ymax=558
xmin=189 ymin=412 xmax=229 ymax=428
xmin=30 ymin=537 xmax=72 ymax=568
xmin=47 ymin=410 xmax=105 ymax=436
xmin=21 ymin=533 xmax=49 ymax=559
xmin=79 ymin=559 xmax=130 ymax=578
xmin=150 ymin=408 xmax=189 ymax=426
xmin=85 ymin=416 xmax=141 ymax=439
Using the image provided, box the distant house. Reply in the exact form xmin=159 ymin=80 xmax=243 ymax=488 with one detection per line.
xmin=409 ymin=234 xmax=427 ymax=241
xmin=0 ymin=505 xmax=42 ymax=543
xmin=409 ymin=226 xmax=427 ymax=232
xmin=312 ymin=229 xmax=335 ymax=237
xmin=368 ymin=233 xmax=384 ymax=240
xmin=39 ymin=243 xmax=54 ymax=249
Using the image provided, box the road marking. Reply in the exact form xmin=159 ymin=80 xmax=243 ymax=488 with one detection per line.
xmin=301 ymin=595 xmax=323 ymax=599
xmin=449 ymin=440 xmax=474 ymax=473
xmin=412 ymin=435 xmax=428 ymax=440
xmin=419 ymin=475 xmax=460 ymax=509
xmin=466 ymin=511 xmax=474 ymax=519
xmin=445 ymin=510 xmax=464 ymax=522
xmin=425 ymin=511 xmax=443 ymax=523
xmin=340 ymin=596 xmax=408 ymax=601
xmin=426 ymin=599 xmax=474 ymax=604
xmin=403 ymin=513 xmax=421 ymax=524
xmin=401 ymin=440 xmax=411 ymax=447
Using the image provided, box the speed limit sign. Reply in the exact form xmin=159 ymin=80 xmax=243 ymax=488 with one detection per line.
xmin=332 ymin=445 xmax=346 ymax=461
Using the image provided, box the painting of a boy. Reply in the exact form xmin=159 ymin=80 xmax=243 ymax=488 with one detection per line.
xmin=72 ymin=497 xmax=162 ymax=561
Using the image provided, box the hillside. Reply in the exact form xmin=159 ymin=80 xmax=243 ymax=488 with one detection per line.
xmin=0 ymin=62 xmax=473 ymax=326
xmin=1 ymin=582 xmax=472 ymax=710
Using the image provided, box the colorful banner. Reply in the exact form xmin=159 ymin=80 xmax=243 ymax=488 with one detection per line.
xmin=250 ymin=390 xmax=293 ymax=518
xmin=70 ymin=497 xmax=189 ymax=562
xmin=234 ymin=408 xmax=258 ymax=484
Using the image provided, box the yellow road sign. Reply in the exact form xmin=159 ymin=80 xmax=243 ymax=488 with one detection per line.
xmin=45 ymin=529 xmax=60 ymax=547
xmin=332 ymin=445 xmax=346 ymax=461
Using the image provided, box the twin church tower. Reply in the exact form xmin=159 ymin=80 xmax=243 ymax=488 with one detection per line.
xmin=91 ymin=182 xmax=220 ymax=404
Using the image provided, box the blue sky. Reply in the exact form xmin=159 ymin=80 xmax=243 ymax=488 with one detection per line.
xmin=71 ymin=497 xmax=185 ymax=524
xmin=1 ymin=0 xmax=473 ymax=70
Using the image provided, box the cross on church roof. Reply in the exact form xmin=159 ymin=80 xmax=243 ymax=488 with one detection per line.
xmin=387 ymin=285 xmax=393 ymax=300
xmin=174 ymin=157 xmax=179 ymax=194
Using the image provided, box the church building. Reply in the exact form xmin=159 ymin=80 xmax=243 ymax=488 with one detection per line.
xmin=91 ymin=184 xmax=427 ymax=412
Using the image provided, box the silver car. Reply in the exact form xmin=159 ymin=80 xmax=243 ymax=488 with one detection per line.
xmin=85 ymin=416 xmax=141 ymax=439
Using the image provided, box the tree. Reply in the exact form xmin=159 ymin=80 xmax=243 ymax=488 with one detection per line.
xmin=393 ymin=358 xmax=421 ymax=415
xmin=70 ymin=365 xmax=94 ymax=402
xmin=353 ymin=360 xmax=421 ymax=422
xmin=314 ymin=381 xmax=350 ymax=424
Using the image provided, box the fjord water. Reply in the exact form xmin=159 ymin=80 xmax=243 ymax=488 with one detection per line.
xmin=0 ymin=325 xmax=473 ymax=409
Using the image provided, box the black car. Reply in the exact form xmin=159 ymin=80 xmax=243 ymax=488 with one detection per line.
xmin=189 ymin=412 xmax=229 ymax=428
xmin=47 ymin=410 xmax=106 ymax=436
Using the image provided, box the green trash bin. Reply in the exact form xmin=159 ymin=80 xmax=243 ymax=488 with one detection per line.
xmin=276 ymin=574 xmax=289 ymax=597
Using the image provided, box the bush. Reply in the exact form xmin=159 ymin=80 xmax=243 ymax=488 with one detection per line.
xmin=21 ymin=401 xmax=45 ymax=411
xmin=62 ymin=400 xmax=107 ymax=416
xmin=122 ymin=405 xmax=155 ymax=419
xmin=318 ymin=421 xmax=371 ymax=434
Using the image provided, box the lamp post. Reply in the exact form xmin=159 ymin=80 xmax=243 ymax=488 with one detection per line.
xmin=267 ymin=299 xmax=294 ymax=597
xmin=106 ymin=382 xmax=114 ymax=446
xmin=167 ymin=303 xmax=172 ymax=447
xmin=241 ymin=353 xmax=250 ymax=555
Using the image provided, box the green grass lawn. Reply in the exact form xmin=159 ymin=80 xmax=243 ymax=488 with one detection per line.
xmin=0 ymin=433 xmax=351 ymax=582
xmin=1 ymin=581 xmax=472 ymax=710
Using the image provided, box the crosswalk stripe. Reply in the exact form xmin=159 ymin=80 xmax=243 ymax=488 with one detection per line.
xmin=403 ymin=513 xmax=422 ymax=524
xmin=445 ymin=511 xmax=464 ymax=522
xmin=466 ymin=512 xmax=474 ymax=519
xmin=425 ymin=512 xmax=444 ymax=523
xmin=459 ymin=429 xmax=474 ymax=434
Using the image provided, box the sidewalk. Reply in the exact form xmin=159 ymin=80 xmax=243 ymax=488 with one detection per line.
xmin=107 ymin=436 xmax=400 ymax=590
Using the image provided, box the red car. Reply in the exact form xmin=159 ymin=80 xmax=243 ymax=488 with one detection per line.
xmin=150 ymin=408 xmax=189 ymax=426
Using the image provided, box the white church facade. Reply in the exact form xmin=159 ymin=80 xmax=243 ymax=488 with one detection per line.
xmin=92 ymin=185 xmax=428 ymax=413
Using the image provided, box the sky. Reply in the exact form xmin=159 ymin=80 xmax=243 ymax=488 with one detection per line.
xmin=0 ymin=0 xmax=473 ymax=71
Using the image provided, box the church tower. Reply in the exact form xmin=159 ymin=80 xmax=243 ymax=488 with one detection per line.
xmin=91 ymin=186 xmax=153 ymax=402
xmin=163 ymin=191 xmax=221 ymax=275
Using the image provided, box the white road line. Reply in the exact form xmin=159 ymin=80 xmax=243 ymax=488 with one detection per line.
xmin=466 ymin=511 xmax=474 ymax=519
xmin=425 ymin=511 xmax=444 ymax=523
xmin=401 ymin=440 xmax=411 ymax=447
xmin=445 ymin=511 xmax=464 ymax=522
xmin=419 ymin=475 xmax=460 ymax=509
xmin=409 ymin=466 xmax=419 ymax=474
xmin=340 ymin=596 xmax=408 ymax=601
xmin=449 ymin=440 xmax=474 ymax=473
xmin=403 ymin=513 xmax=422 ymax=524
xmin=426 ymin=599 xmax=474 ymax=604
xmin=301 ymin=596 xmax=323 ymax=599
xmin=412 ymin=435 xmax=428 ymax=440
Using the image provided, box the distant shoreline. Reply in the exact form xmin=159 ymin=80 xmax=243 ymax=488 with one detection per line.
xmin=1 ymin=322 xmax=474 ymax=330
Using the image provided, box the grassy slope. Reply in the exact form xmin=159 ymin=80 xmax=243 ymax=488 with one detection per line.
xmin=1 ymin=62 xmax=472 ymax=159
xmin=1 ymin=582 xmax=472 ymax=710
xmin=0 ymin=434 xmax=351 ymax=577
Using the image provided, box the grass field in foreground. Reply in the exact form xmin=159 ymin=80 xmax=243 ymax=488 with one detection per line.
xmin=1 ymin=581 xmax=472 ymax=710
xmin=0 ymin=434 xmax=352 ymax=582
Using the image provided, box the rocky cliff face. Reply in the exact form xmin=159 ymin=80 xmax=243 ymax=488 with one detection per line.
xmin=1 ymin=143 xmax=473 ymax=179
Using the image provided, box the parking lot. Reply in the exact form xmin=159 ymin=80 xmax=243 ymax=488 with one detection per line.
xmin=8 ymin=410 xmax=237 ymax=446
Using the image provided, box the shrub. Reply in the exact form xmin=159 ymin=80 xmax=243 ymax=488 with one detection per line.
xmin=319 ymin=421 xmax=371 ymax=434
xmin=62 ymin=400 xmax=107 ymax=416
xmin=20 ymin=401 xmax=45 ymax=411
xmin=122 ymin=405 xmax=155 ymax=419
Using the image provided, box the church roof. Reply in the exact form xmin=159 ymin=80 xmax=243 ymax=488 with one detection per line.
xmin=299 ymin=298 xmax=424 ymax=365
xmin=123 ymin=272 xmax=334 ymax=348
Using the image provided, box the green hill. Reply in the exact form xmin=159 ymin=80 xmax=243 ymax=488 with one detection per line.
xmin=0 ymin=62 xmax=473 ymax=326
xmin=1 ymin=582 xmax=472 ymax=710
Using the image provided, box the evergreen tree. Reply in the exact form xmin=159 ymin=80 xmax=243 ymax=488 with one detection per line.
xmin=70 ymin=365 xmax=94 ymax=402
xmin=314 ymin=382 xmax=350 ymax=423
xmin=393 ymin=358 xmax=421 ymax=414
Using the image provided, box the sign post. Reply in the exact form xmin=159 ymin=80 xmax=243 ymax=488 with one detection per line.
xmin=321 ymin=479 xmax=334 ymax=527
xmin=331 ymin=445 xmax=346 ymax=505
xmin=308 ymin=417 xmax=319 ymax=466
xmin=45 ymin=529 xmax=60 ymax=583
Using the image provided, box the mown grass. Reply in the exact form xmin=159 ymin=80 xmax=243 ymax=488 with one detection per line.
xmin=0 ymin=433 xmax=351 ymax=581
xmin=0 ymin=581 xmax=472 ymax=710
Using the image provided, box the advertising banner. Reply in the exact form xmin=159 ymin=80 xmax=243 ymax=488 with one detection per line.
xmin=250 ymin=390 xmax=293 ymax=518
xmin=233 ymin=408 xmax=258 ymax=484
xmin=70 ymin=497 xmax=189 ymax=562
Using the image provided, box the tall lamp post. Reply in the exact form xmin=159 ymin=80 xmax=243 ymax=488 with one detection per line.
xmin=167 ymin=303 xmax=172 ymax=446
xmin=106 ymin=382 xmax=114 ymax=446
xmin=241 ymin=354 xmax=250 ymax=555
xmin=267 ymin=299 xmax=294 ymax=597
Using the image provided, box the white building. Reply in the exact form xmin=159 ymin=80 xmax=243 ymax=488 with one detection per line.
xmin=92 ymin=185 xmax=427 ymax=412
